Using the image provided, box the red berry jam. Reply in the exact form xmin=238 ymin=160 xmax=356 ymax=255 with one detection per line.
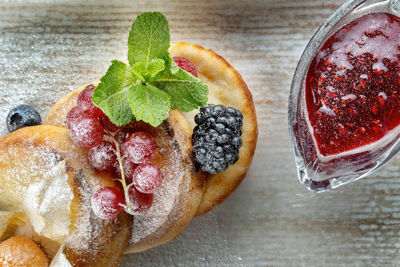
xmin=306 ymin=12 xmax=400 ymax=156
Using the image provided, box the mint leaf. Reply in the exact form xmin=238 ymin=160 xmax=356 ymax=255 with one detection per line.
xmin=131 ymin=58 xmax=165 ymax=82
xmin=151 ymin=64 xmax=208 ymax=112
xmin=128 ymin=83 xmax=171 ymax=127
xmin=94 ymin=12 xmax=209 ymax=128
xmin=128 ymin=12 xmax=170 ymax=68
xmin=93 ymin=60 xmax=136 ymax=126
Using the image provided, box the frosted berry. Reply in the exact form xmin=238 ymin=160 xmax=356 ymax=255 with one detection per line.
xmin=113 ymin=159 xmax=137 ymax=185
xmin=132 ymin=163 xmax=163 ymax=194
xmin=89 ymin=141 xmax=117 ymax=171
xmin=114 ymin=127 xmax=136 ymax=144
xmin=91 ymin=187 xmax=124 ymax=219
xmin=122 ymin=132 xmax=157 ymax=164
xmin=77 ymin=85 xmax=103 ymax=117
xmin=66 ymin=106 xmax=88 ymax=129
xmin=192 ymin=104 xmax=243 ymax=174
xmin=173 ymin=56 xmax=198 ymax=77
xmin=128 ymin=186 xmax=153 ymax=213
xmin=7 ymin=105 xmax=42 ymax=132
xmin=68 ymin=113 xmax=104 ymax=149
xmin=100 ymin=114 xmax=119 ymax=133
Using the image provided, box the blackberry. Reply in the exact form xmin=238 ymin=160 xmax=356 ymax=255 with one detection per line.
xmin=6 ymin=105 xmax=42 ymax=132
xmin=192 ymin=104 xmax=243 ymax=174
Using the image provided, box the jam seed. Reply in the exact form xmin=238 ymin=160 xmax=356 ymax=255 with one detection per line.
xmin=372 ymin=105 xmax=378 ymax=114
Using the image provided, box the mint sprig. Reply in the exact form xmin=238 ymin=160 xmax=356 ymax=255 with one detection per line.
xmin=128 ymin=12 xmax=170 ymax=68
xmin=151 ymin=60 xmax=208 ymax=112
xmin=93 ymin=12 xmax=208 ymax=127
xmin=128 ymin=83 xmax=171 ymax=127
xmin=93 ymin=60 xmax=135 ymax=126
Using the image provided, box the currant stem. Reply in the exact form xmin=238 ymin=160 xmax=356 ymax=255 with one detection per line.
xmin=106 ymin=130 xmax=135 ymax=215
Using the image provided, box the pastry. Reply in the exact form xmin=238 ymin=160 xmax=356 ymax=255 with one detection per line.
xmin=170 ymin=42 xmax=258 ymax=215
xmin=0 ymin=125 xmax=132 ymax=266
xmin=0 ymin=236 xmax=49 ymax=266
xmin=0 ymin=11 xmax=257 ymax=265
xmin=44 ymin=41 xmax=258 ymax=217
xmin=44 ymin=85 xmax=205 ymax=252
xmin=0 ymin=82 xmax=205 ymax=262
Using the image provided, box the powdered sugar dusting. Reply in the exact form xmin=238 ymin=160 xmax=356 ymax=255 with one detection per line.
xmin=132 ymin=163 xmax=163 ymax=193
xmin=0 ymin=143 xmax=64 ymax=211
xmin=130 ymin=124 xmax=186 ymax=244
xmin=50 ymin=245 xmax=72 ymax=267
xmin=122 ymin=211 xmax=243 ymax=266
xmin=65 ymin=173 xmax=104 ymax=253
xmin=22 ymin=160 xmax=73 ymax=242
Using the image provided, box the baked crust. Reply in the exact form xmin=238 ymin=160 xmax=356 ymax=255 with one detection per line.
xmin=169 ymin=42 xmax=258 ymax=215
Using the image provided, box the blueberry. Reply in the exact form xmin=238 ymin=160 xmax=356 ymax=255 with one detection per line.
xmin=7 ymin=105 xmax=42 ymax=132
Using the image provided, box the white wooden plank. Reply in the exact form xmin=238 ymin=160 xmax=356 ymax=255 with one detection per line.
xmin=5 ymin=0 xmax=400 ymax=266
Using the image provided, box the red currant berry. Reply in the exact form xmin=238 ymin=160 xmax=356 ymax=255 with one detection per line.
xmin=91 ymin=187 xmax=124 ymax=219
xmin=173 ymin=56 xmax=198 ymax=77
xmin=77 ymin=85 xmax=104 ymax=117
xmin=128 ymin=186 xmax=153 ymax=213
xmin=68 ymin=114 xmax=104 ymax=149
xmin=113 ymin=159 xmax=137 ymax=184
xmin=132 ymin=163 xmax=163 ymax=194
xmin=121 ymin=132 xmax=157 ymax=164
xmin=100 ymin=114 xmax=119 ymax=133
xmin=114 ymin=127 xmax=136 ymax=144
xmin=89 ymin=141 xmax=117 ymax=171
xmin=66 ymin=106 xmax=86 ymax=129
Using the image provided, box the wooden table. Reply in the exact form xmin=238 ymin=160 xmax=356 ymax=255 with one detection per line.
xmin=3 ymin=0 xmax=400 ymax=265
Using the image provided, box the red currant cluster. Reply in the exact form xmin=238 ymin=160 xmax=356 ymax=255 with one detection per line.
xmin=66 ymin=85 xmax=163 ymax=220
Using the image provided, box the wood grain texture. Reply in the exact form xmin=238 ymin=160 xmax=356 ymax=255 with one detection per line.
xmin=4 ymin=0 xmax=400 ymax=266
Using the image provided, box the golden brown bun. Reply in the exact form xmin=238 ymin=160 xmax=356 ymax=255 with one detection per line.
xmin=43 ymin=86 xmax=205 ymax=253
xmin=169 ymin=42 xmax=258 ymax=215
xmin=0 ymin=236 xmax=49 ymax=267
xmin=0 ymin=125 xmax=132 ymax=265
